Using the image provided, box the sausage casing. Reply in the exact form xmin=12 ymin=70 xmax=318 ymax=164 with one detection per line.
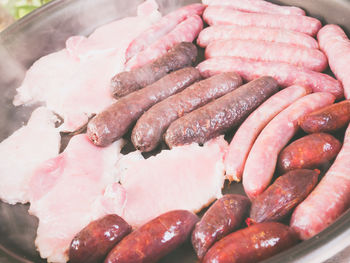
xmin=111 ymin=42 xmax=197 ymax=98
xmin=203 ymin=222 xmax=299 ymax=263
xmin=277 ymin=133 xmax=342 ymax=173
xmin=131 ymin=72 xmax=242 ymax=152
xmin=250 ymin=169 xmax=319 ymax=223
xmin=164 ymin=76 xmax=278 ymax=147
xmin=105 ymin=210 xmax=199 ymax=263
xmin=69 ymin=214 xmax=131 ymax=263
xmin=299 ymin=100 xmax=350 ymax=133
xmin=191 ymin=194 xmax=250 ymax=259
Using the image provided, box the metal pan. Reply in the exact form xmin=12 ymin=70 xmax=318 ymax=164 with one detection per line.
xmin=0 ymin=0 xmax=350 ymax=262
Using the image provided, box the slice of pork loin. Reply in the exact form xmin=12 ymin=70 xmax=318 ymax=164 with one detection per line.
xmin=117 ymin=136 xmax=228 ymax=227
xmin=0 ymin=107 xmax=60 ymax=205
xmin=28 ymin=134 xmax=125 ymax=263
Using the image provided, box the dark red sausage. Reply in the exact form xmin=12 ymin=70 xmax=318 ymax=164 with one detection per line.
xmin=250 ymin=169 xmax=319 ymax=223
xmin=299 ymin=100 xmax=350 ymax=133
xmin=111 ymin=42 xmax=197 ymax=98
xmin=164 ymin=76 xmax=279 ymax=147
xmin=69 ymin=214 xmax=131 ymax=263
xmin=203 ymin=222 xmax=299 ymax=263
xmin=191 ymin=194 xmax=250 ymax=260
xmin=277 ymin=133 xmax=342 ymax=173
xmin=105 ymin=210 xmax=199 ymax=263
xmin=87 ymin=67 xmax=201 ymax=146
xmin=131 ymin=72 xmax=242 ymax=152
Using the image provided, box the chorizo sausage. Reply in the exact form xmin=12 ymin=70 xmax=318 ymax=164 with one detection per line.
xmin=277 ymin=133 xmax=342 ymax=173
xmin=105 ymin=210 xmax=199 ymax=263
xmin=225 ymin=85 xmax=311 ymax=182
xmin=69 ymin=214 xmax=131 ymax=263
xmin=291 ymin=123 xmax=350 ymax=240
xmin=191 ymin=194 xmax=250 ymax=259
xmin=131 ymin=72 xmax=242 ymax=152
xmin=205 ymin=39 xmax=327 ymax=72
xmin=203 ymin=6 xmax=321 ymax=36
xmin=243 ymin=92 xmax=335 ymax=200
xmin=203 ymin=222 xmax=299 ymax=263
xmin=88 ymin=67 xmax=201 ymax=146
xmin=197 ymin=57 xmax=344 ymax=99
xmin=250 ymin=169 xmax=319 ymax=223
xmin=299 ymin=100 xmax=350 ymax=133
xmin=111 ymin=42 xmax=197 ymax=98
xmin=164 ymin=76 xmax=279 ymax=148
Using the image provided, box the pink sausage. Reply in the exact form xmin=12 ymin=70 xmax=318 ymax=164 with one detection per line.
xmin=242 ymin=92 xmax=336 ymax=199
xmin=205 ymin=39 xmax=327 ymax=72
xmin=202 ymin=0 xmax=305 ymax=16
xmin=197 ymin=25 xmax=318 ymax=49
xmin=126 ymin=15 xmax=203 ymax=70
xmin=318 ymin=24 xmax=350 ymax=99
xmin=126 ymin=3 xmax=205 ymax=61
xmin=291 ymin=123 xmax=350 ymax=240
xmin=224 ymin=85 xmax=311 ymax=182
xmin=203 ymin=6 xmax=321 ymax=36
xmin=197 ymin=57 xmax=344 ymax=99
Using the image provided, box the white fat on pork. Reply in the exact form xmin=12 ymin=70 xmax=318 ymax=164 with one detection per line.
xmin=0 ymin=107 xmax=60 ymax=205
xmin=117 ymin=136 xmax=228 ymax=227
xmin=28 ymin=134 xmax=125 ymax=263
xmin=13 ymin=0 xmax=161 ymax=132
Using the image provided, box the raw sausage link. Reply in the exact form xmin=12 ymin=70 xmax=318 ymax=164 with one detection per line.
xmin=290 ymin=123 xmax=350 ymax=240
xmin=191 ymin=194 xmax=250 ymax=259
xmin=105 ymin=210 xmax=199 ymax=263
xmin=202 ymin=0 xmax=305 ymax=16
xmin=300 ymin=100 xmax=350 ymax=133
xmin=203 ymin=6 xmax=321 ymax=36
xmin=125 ymin=15 xmax=203 ymax=70
xmin=164 ymin=76 xmax=279 ymax=148
xmin=111 ymin=42 xmax=197 ymax=98
xmin=250 ymin=169 xmax=319 ymax=223
xmin=197 ymin=25 xmax=318 ymax=48
xmin=243 ymin=92 xmax=336 ymax=200
xmin=205 ymin=39 xmax=327 ymax=72
xmin=131 ymin=72 xmax=242 ymax=152
xmin=126 ymin=3 xmax=205 ymax=61
xmin=224 ymin=85 xmax=311 ymax=182
xmin=277 ymin=133 xmax=342 ymax=173
xmin=203 ymin=222 xmax=299 ymax=263
xmin=88 ymin=67 xmax=201 ymax=146
xmin=69 ymin=214 xmax=131 ymax=263
xmin=197 ymin=57 xmax=344 ymax=99
xmin=318 ymin=25 xmax=350 ymax=99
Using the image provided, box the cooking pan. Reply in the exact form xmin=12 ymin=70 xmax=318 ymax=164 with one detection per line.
xmin=1 ymin=0 xmax=350 ymax=262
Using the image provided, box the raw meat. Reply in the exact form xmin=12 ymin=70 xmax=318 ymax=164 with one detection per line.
xmin=224 ymin=85 xmax=311 ymax=182
xmin=203 ymin=6 xmax=321 ymax=36
xmin=197 ymin=57 xmax=344 ymax=99
xmin=126 ymin=3 xmax=205 ymax=60
xmin=125 ymin=15 xmax=203 ymax=69
xmin=0 ymin=107 xmax=60 ymax=205
xmin=291 ymin=123 xmax=350 ymax=240
xmin=197 ymin=25 xmax=318 ymax=49
xmin=318 ymin=24 xmax=350 ymax=99
xmin=242 ymin=92 xmax=335 ymax=199
xmin=13 ymin=0 xmax=161 ymax=132
xmin=28 ymin=134 xmax=125 ymax=263
xmin=205 ymin=39 xmax=327 ymax=72
xmin=202 ymin=0 xmax=305 ymax=16
xmin=117 ymin=136 xmax=228 ymax=227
